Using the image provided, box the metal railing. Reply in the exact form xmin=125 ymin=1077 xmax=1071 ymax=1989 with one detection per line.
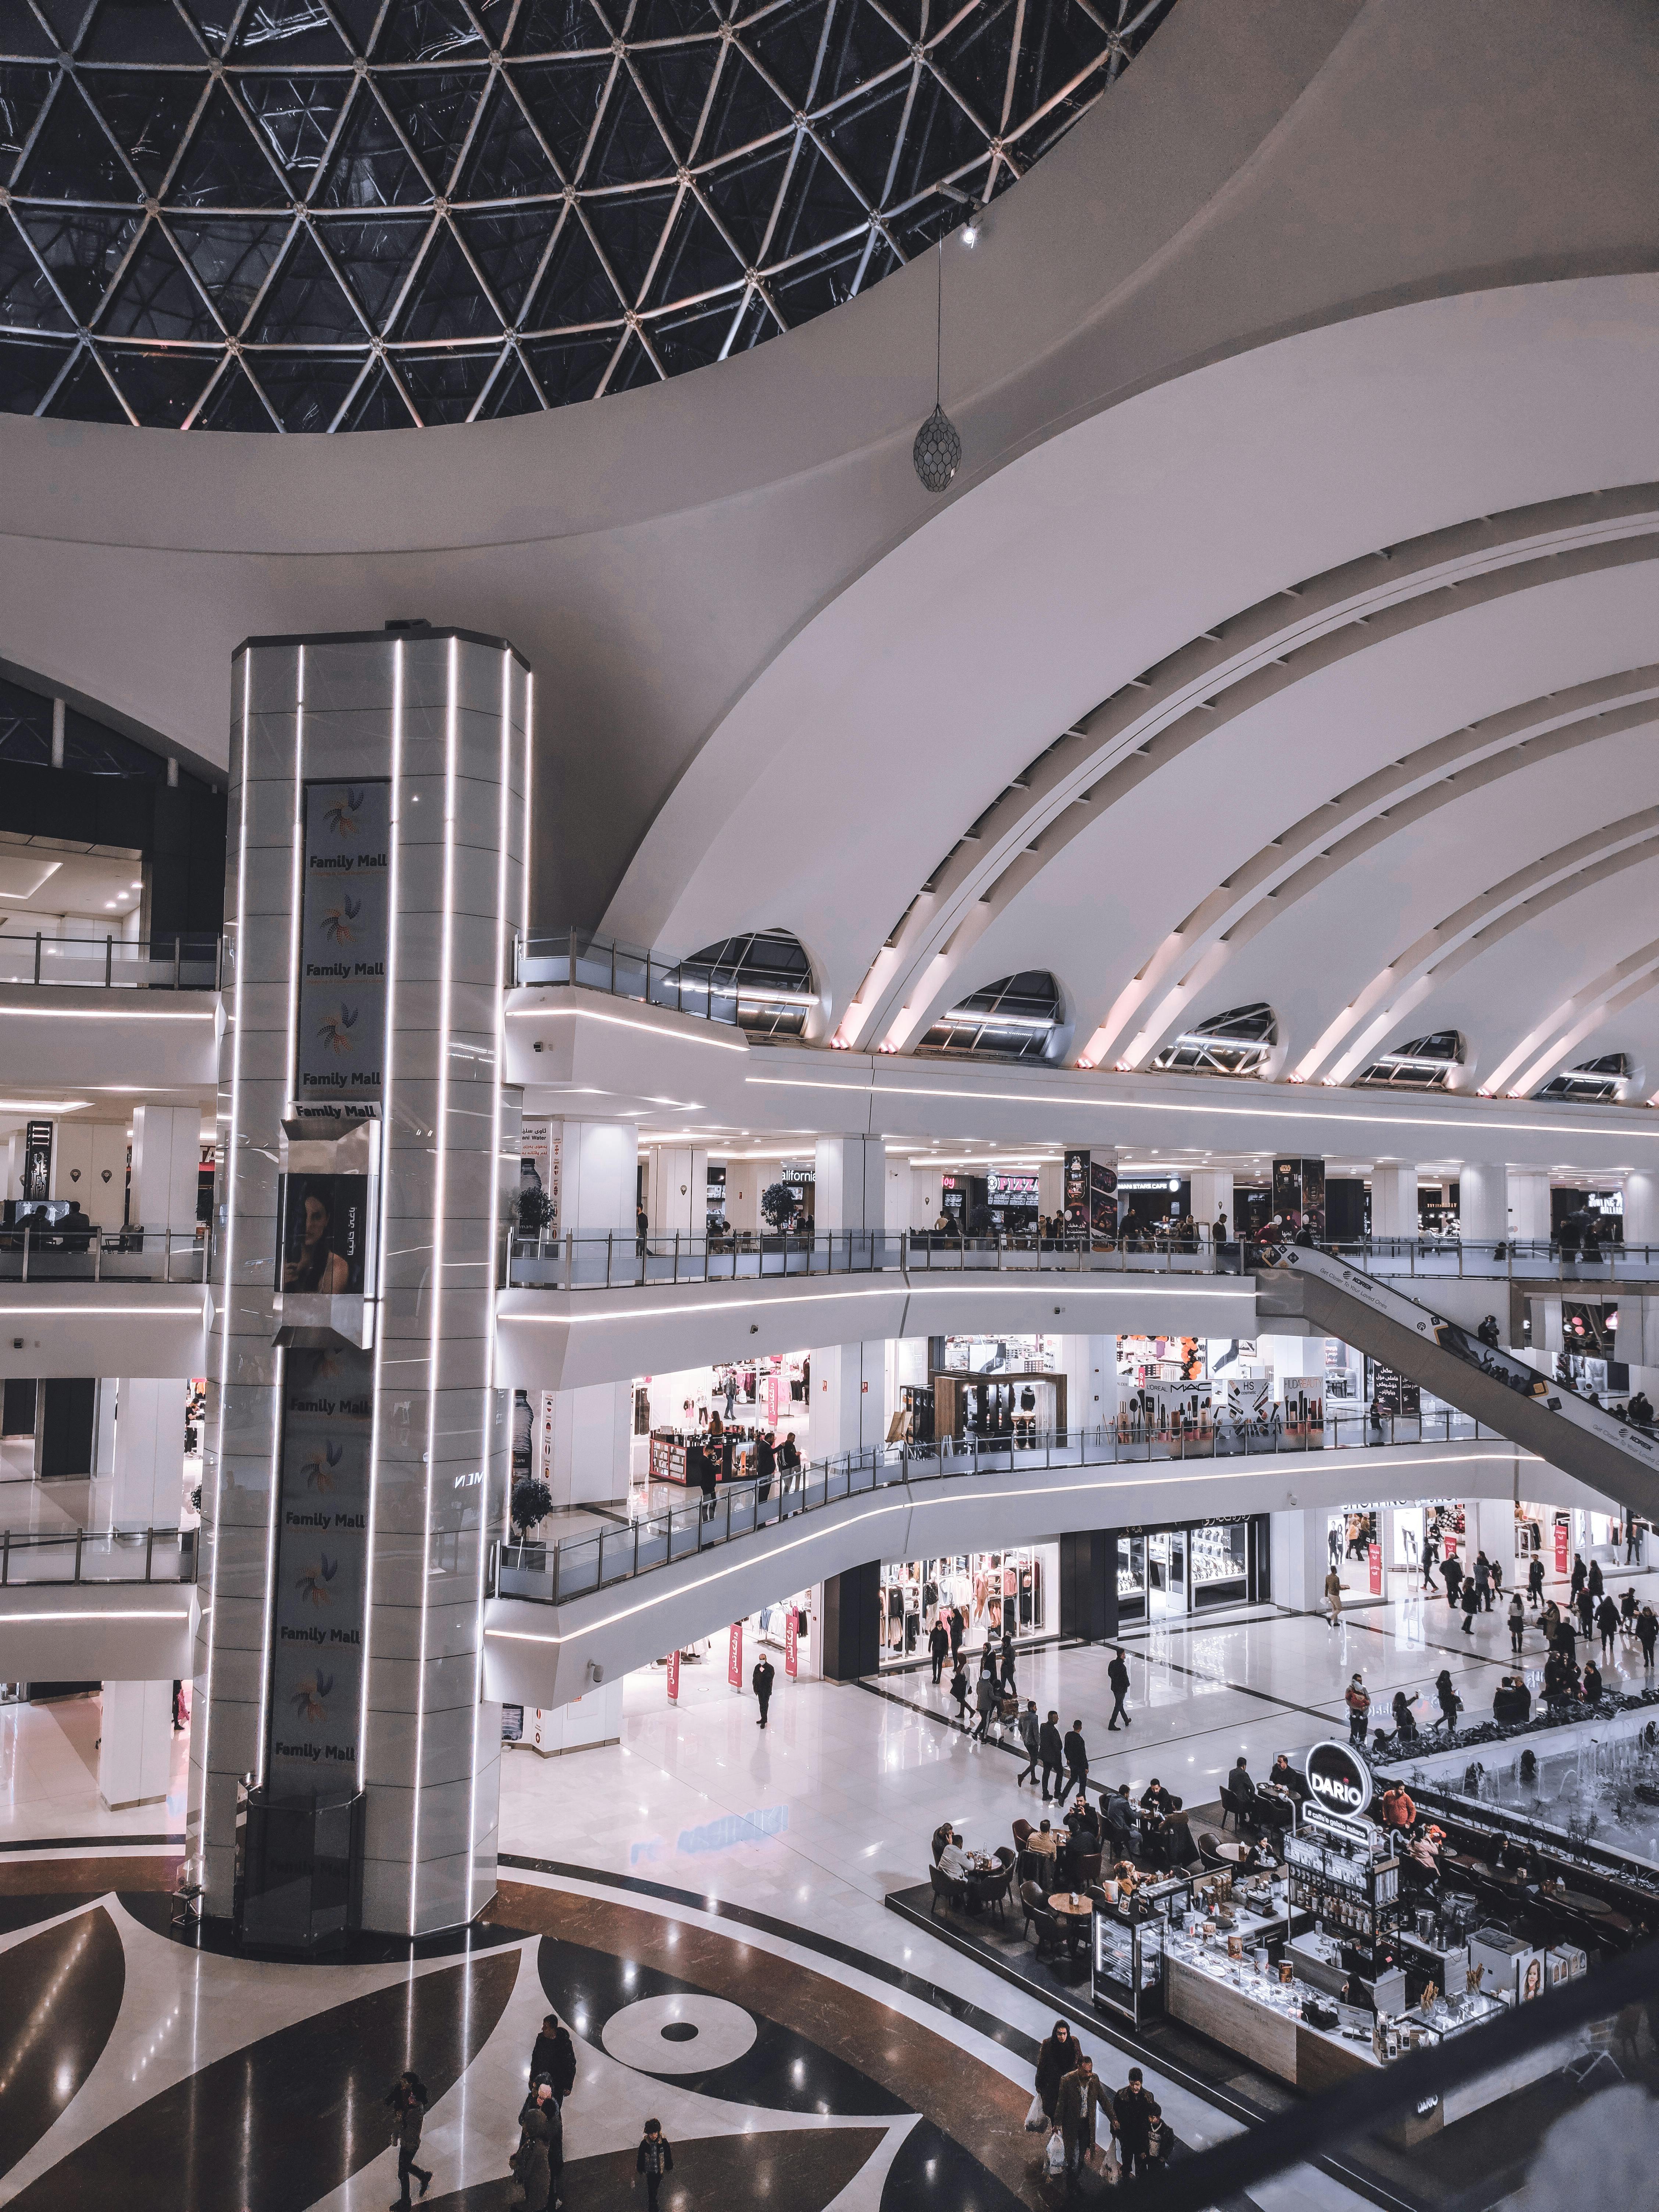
xmin=490 ymin=1406 xmax=1504 ymax=1609
xmin=0 ymin=931 xmax=222 ymax=990
xmin=0 ymin=1224 xmax=206 ymax=1283
xmin=0 ymin=1522 xmax=197 ymax=1587
xmin=517 ymin=927 xmax=745 ymax=1025
xmin=503 ymin=1225 xmax=1659 ymax=1292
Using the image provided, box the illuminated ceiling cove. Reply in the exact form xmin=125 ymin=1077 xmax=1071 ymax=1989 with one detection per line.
xmin=0 ymin=0 xmax=1174 ymax=430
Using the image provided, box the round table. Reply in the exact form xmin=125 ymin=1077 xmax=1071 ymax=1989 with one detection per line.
xmin=1555 ymin=1889 xmax=1612 ymax=1916
xmin=1048 ymin=1891 xmax=1093 ymax=1972
xmin=1214 ymin=1843 xmax=1250 ymax=1864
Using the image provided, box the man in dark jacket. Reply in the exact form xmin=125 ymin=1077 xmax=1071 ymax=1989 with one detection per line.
xmin=752 ymin=1651 xmax=775 ymax=1726
xmin=1016 ymin=1698 xmax=1041 ymax=1784
xmin=527 ymin=2011 xmax=577 ymax=2102
xmin=1038 ymin=1710 xmax=1065 ymax=1803
xmin=1115 ymin=2069 xmax=1156 ymax=2179
xmin=1063 ymin=1719 xmax=1089 ymax=1801
xmin=754 ymin=1428 xmax=777 ymax=1502
xmin=512 ymin=2095 xmax=553 ymax=2212
xmin=1493 ymin=1676 xmax=1531 ymax=1726
xmin=1107 ymin=1647 xmax=1132 ymax=1730
xmin=1441 ymin=1553 xmax=1463 ymax=1609
xmin=928 ymin=1616 xmax=950 ymax=1684
xmin=1103 ymin=1784 xmax=1137 ymax=1853
xmin=1056 ymin=2055 xmax=1109 ymax=2190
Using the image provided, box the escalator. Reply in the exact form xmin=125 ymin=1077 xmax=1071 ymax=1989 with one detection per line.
xmin=1256 ymin=1246 xmax=1659 ymax=1513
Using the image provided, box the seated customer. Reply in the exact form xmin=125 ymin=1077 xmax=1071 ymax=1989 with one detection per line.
xmin=937 ymin=1831 xmax=970 ymax=1880
xmin=1583 ymin=1659 xmax=1604 ymax=1704
xmin=1064 ymin=1795 xmax=1101 ymax=1849
xmin=1139 ymin=1779 xmax=1174 ymax=1819
xmin=1492 ymin=1676 xmax=1531 ymax=1726
xmin=1229 ymin=1756 xmax=1256 ymax=1806
xmin=1153 ymin=1809 xmax=1199 ymax=1870
xmin=1267 ymin=1753 xmax=1306 ymax=1802
xmin=1103 ymin=1784 xmax=1137 ymax=1854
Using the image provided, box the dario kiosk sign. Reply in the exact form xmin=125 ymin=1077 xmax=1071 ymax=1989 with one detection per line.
xmin=1304 ymin=1739 xmax=1375 ymax=1820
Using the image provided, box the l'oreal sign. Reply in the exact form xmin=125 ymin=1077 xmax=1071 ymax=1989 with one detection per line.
xmin=1304 ymin=1739 xmax=1375 ymax=1819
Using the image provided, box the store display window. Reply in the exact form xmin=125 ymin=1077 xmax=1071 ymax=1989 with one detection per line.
xmin=877 ymin=1546 xmax=1053 ymax=1664
xmin=1116 ymin=1517 xmax=1264 ymax=1620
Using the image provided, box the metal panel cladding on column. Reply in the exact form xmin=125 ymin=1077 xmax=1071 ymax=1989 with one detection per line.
xmin=0 ymin=0 xmax=1177 ymax=429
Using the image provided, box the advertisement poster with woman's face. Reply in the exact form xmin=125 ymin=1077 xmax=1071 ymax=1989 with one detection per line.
xmin=281 ymin=1175 xmax=369 ymax=1296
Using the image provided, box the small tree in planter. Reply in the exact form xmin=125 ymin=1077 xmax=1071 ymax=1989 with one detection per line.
xmin=760 ymin=1181 xmax=796 ymax=1232
xmin=518 ymin=1185 xmax=554 ymax=1238
xmin=509 ymin=1477 xmax=553 ymax=1565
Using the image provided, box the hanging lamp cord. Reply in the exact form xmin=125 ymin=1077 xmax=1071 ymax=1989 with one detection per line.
xmin=934 ymin=235 xmax=943 ymax=408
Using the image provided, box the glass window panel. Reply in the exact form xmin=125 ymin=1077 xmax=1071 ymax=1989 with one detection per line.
xmin=393 ymin=220 xmax=503 ymax=339
xmin=0 ymin=61 xmax=58 ymax=174
xmin=314 ymin=211 xmax=431 ymax=328
xmin=168 ymin=82 xmax=290 ymax=205
xmin=374 ymin=66 xmax=486 ymax=194
xmin=78 ymin=0 xmax=206 ymax=64
xmin=392 ymin=341 xmax=504 ymax=422
xmin=97 ymin=219 xmax=220 ymax=338
xmin=0 ymin=208 xmax=75 ymax=330
xmin=239 ymin=72 xmax=353 ymax=179
xmin=228 ymin=2 xmax=352 ymax=64
xmin=315 ymin=82 xmax=429 ymax=208
xmin=83 ymin=70 xmax=208 ymax=194
xmin=247 ymin=345 xmax=364 ymax=428
xmin=194 ymin=350 xmax=276 ymax=426
xmin=104 ymin=340 xmax=217 ymax=425
xmin=168 ymin=212 xmax=293 ymax=329
xmin=15 ymin=75 xmax=140 ymax=199
xmin=247 ymin=225 xmax=364 ymax=344
xmin=452 ymin=204 xmax=558 ymax=326
xmin=16 ymin=206 xmax=142 ymax=318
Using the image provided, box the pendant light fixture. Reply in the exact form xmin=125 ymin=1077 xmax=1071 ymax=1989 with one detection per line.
xmin=913 ymin=236 xmax=961 ymax=495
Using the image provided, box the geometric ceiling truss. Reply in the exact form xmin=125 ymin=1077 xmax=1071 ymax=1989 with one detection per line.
xmin=0 ymin=0 xmax=1175 ymax=431
xmin=834 ymin=484 xmax=1659 ymax=1063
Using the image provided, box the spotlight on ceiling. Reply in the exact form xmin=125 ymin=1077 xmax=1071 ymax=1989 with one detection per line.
xmin=961 ymin=204 xmax=985 ymax=248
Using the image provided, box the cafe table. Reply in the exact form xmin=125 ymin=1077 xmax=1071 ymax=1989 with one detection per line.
xmin=1048 ymin=1891 xmax=1094 ymax=1970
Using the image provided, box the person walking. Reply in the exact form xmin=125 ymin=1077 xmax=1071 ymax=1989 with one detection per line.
xmin=1508 ymin=1593 xmax=1527 ymax=1656
xmin=1063 ymin=1717 xmax=1089 ymax=1802
xmin=973 ymin=1665 xmax=998 ymax=1744
xmin=950 ymin=1655 xmax=971 ymax=1726
xmin=636 ymin=2119 xmax=674 ymax=2212
xmin=1473 ymin=1551 xmax=1492 ymax=1612
xmin=776 ymin=1431 xmax=801 ymax=1490
xmin=1527 ymin=1554 xmax=1545 ymax=1609
xmin=1434 ymin=1668 xmax=1460 ymax=1735
xmin=1490 ymin=1553 xmax=1505 ymax=1604
xmin=1637 ymin=1604 xmax=1658 ymax=1680
xmin=386 ymin=2071 xmax=432 ymax=2208
xmin=528 ymin=2010 xmax=577 ymax=2104
xmin=1596 ymin=1592 xmax=1620 ymax=1660
xmin=1056 ymin=2054 xmax=1109 ymax=2193
xmin=511 ymin=2088 xmax=553 ymax=2212
xmin=752 ymin=1650 xmax=775 ymax=1727
xmin=1114 ymin=2067 xmax=1156 ymax=2183
xmin=1571 ymin=1553 xmax=1588 ymax=1605
xmin=1588 ymin=1556 xmax=1605 ymax=1601
xmin=928 ymin=1615 xmax=950 ymax=1685
xmin=1441 ymin=1553 xmax=1463 ymax=1610
xmin=1460 ymin=1577 xmax=1480 ymax=1636
xmin=1034 ymin=2020 xmax=1078 ymax=2124
xmin=1324 ymin=1565 xmax=1343 ymax=1628
xmin=1039 ymin=1709 xmax=1065 ymax=1803
xmin=754 ymin=1428 xmax=777 ymax=1503
xmin=1345 ymin=1673 xmax=1370 ymax=1746
xmin=999 ymin=1628 xmax=1018 ymax=1695
xmin=1107 ymin=1647 xmax=1132 ymax=1730
xmin=1576 ymin=1584 xmax=1594 ymax=1640
xmin=948 ymin=1605 xmax=966 ymax=1662
xmin=1016 ymin=1698 xmax=1042 ymax=1785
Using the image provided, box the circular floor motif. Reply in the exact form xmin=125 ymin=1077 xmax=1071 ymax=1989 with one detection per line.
xmin=601 ymin=1991 xmax=758 ymax=2075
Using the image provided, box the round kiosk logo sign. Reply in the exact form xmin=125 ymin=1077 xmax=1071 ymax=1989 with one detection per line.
xmin=1305 ymin=1739 xmax=1374 ymax=1817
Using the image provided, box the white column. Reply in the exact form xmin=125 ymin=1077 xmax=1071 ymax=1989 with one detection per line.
xmin=813 ymin=1134 xmax=885 ymax=1235
xmin=810 ymin=1341 xmax=887 ymax=1459
xmin=1188 ymin=1169 xmax=1234 ymax=1242
xmin=539 ymin=1381 xmax=632 ymax=1509
xmin=130 ymin=1103 xmax=202 ymax=1236
xmin=1457 ymin=1162 xmax=1505 ymax=1244
xmin=99 ymin=1680 xmax=174 ymax=1811
xmin=111 ymin=1377 xmax=186 ymax=1534
xmin=907 ymin=1164 xmax=941 ymax=1228
xmin=1038 ymin=1159 xmax=1064 ymax=1219
xmin=1054 ymin=1334 xmax=1117 ymax=1437
xmin=722 ymin=1160 xmax=761 ymax=1234
xmin=649 ymin=1145 xmax=709 ymax=1237
xmin=535 ymin=1121 xmax=638 ymax=1505
xmin=1623 ymin=1171 xmax=1659 ymax=1252
xmin=552 ymin=1117 xmax=638 ymax=1239
xmin=1507 ymin=1168 xmax=1551 ymax=1247
xmin=50 ymin=1122 xmax=129 ymax=1228
xmin=1370 ymin=1161 xmax=1419 ymax=1239
xmin=1270 ymin=1509 xmax=1328 ymax=1612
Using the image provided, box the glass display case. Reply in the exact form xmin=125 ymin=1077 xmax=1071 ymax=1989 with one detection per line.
xmin=1092 ymin=1901 xmax=1169 ymax=2026
xmin=1394 ymin=1988 xmax=1509 ymax=2048
xmin=1191 ymin=1520 xmax=1248 ymax=1606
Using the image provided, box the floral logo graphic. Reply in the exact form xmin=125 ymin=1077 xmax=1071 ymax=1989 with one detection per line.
xmin=321 ymin=894 xmax=362 ymax=945
xmin=302 ymin=1443 xmax=344 ymax=1492
xmin=323 ymin=789 xmax=365 ymax=837
xmin=296 ymin=1555 xmax=338 ymax=1607
xmin=317 ymin=1003 xmax=358 ymax=1054
xmin=291 ymin=1671 xmax=333 ymax=1723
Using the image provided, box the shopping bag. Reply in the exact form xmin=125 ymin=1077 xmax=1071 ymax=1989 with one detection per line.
xmin=1025 ymin=2093 xmax=1047 ymax=2132
xmin=1088 ymin=2137 xmax=1120 ymax=2182
xmin=1045 ymin=2130 xmax=1066 ymax=2176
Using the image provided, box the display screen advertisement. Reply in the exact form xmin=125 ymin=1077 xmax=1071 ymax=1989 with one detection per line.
xmin=1089 ymin=1157 xmax=1118 ymax=1239
xmin=296 ymin=780 xmax=390 ymax=1099
xmin=278 ymin=1173 xmax=370 ymax=1296
xmin=1063 ymin=1149 xmax=1089 ymax=1230
xmin=266 ymin=1346 xmax=374 ymax=1789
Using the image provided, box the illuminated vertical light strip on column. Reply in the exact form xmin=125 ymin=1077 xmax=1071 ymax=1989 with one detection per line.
xmin=254 ymin=647 xmax=306 ymax=1776
xmin=468 ymin=647 xmax=514 ymax=1901
xmin=520 ymin=669 xmax=533 ymax=948
xmin=410 ymin=635 xmax=460 ymax=1932
xmin=197 ymin=649 xmax=254 ymax=1829
xmin=359 ymin=639 xmax=404 ymax=1780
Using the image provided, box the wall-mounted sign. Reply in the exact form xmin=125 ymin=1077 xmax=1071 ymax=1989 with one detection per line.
xmin=22 ymin=1120 xmax=51 ymax=1203
xmin=727 ymin=1621 xmax=743 ymax=1687
xmin=1305 ymin=1738 xmax=1374 ymax=1819
xmin=296 ymin=779 xmax=389 ymax=1099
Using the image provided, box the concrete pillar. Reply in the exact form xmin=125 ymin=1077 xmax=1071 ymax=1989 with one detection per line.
xmin=551 ymin=1118 xmax=637 ymax=1240
xmin=907 ymin=1164 xmax=941 ymax=1229
xmin=1055 ymin=1334 xmax=1116 ymax=1438
xmin=194 ymin=627 xmax=528 ymax=1937
xmin=1269 ymin=1509 xmax=1328 ymax=1613
xmin=1038 ymin=1158 xmax=1064 ymax=1219
xmin=1059 ymin=1531 xmax=1117 ymax=1641
xmin=538 ymin=1381 xmax=632 ymax=1509
xmin=1623 ymin=1171 xmax=1659 ymax=1252
xmin=111 ymin=1377 xmax=188 ymax=1533
xmin=722 ymin=1160 xmax=762 ymax=1235
xmin=814 ymin=1134 xmax=885 ymax=1235
xmin=1189 ymin=1169 xmax=1234 ymax=1242
xmin=99 ymin=1680 xmax=174 ymax=1811
xmin=810 ymin=1340 xmax=887 ymax=1459
xmin=1370 ymin=1161 xmax=1419 ymax=1239
xmin=649 ymin=1145 xmax=710 ymax=1238
xmin=1458 ymin=1161 xmax=1506 ymax=1244
xmin=130 ymin=1103 xmax=202 ymax=1234
xmin=821 ymin=1561 xmax=880 ymax=1680
xmin=1507 ymin=1169 xmax=1551 ymax=1248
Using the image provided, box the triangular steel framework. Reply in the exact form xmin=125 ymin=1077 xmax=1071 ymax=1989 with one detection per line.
xmin=0 ymin=0 xmax=1174 ymax=429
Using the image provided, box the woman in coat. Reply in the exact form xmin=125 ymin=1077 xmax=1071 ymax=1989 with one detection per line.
xmin=949 ymin=1656 xmax=971 ymax=1724
xmin=512 ymin=2099 xmax=552 ymax=2212
xmin=1528 ymin=1555 xmax=1546 ymax=1608
xmin=1034 ymin=2020 xmax=1077 ymax=2122
xmin=1508 ymin=1594 xmax=1526 ymax=1655
xmin=1434 ymin=1669 xmax=1460 ymax=1735
xmin=1460 ymin=1577 xmax=1481 ymax=1636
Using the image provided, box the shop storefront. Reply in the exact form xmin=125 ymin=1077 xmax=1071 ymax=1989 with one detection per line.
xmin=1326 ymin=1499 xmax=1469 ymax=1598
xmin=638 ymin=1353 xmax=811 ymax=1484
xmin=878 ymin=1544 xmax=1057 ymax=1664
xmin=1116 ymin=1516 xmax=1268 ymax=1620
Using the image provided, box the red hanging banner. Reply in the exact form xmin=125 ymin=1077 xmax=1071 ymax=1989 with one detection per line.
xmin=666 ymin=1649 xmax=680 ymax=1703
xmin=728 ymin=1621 xmax=743 ymax=1687
xmin=1367 ymin=1542 xmax=1382 ymax=1596
xmin=784 ymin=1608 xmax=798 ymax=1679
xmin=1554 ymin=1519 xmax=1570 ymax=1576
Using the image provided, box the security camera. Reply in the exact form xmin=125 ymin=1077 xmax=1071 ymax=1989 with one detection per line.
xmin=586 ymin=1660 xmax=604 ymax=1685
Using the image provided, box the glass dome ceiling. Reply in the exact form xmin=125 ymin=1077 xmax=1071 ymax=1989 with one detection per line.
xmin=0 ymin=0 xmax=1174 ymax=431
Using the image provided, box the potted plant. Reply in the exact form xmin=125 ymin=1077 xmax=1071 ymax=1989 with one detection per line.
xmin=509 ymin=1476 xmax=553 ymax=1571
xmin=518 ymin=1185 xmax=554 ymax=1239
xmin=760 ymin=1181 xmax=796 ymax=1235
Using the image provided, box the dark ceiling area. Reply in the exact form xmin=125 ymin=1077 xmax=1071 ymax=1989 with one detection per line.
xmin=0 ymin=0 xmax=1174 ymax=430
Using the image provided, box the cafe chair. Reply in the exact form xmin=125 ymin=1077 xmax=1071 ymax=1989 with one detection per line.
xmin=1198 ymin=1830 xmax=1227 ymax=1870
xmin=994 ymin=1845 xmax=1018 ymax=1874
xmin=1219 ymin=1782 xmax=1253 ymax=1833
xmin=1021 ymin=1880 xmax=1062 ymax=1958
xmin=931 ymin=1822 xmax=955 ymax=1866
xmin=930 ymin=1865 xmax=972 ymax=1917
xmin=1012 ymin=1818 xmax=1034 ymax=1851
xmin=1074 ymin=1851 xmax=1102 ymax=1890
xmin=977 ymin=1865 xmax=1014 ymax=1923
